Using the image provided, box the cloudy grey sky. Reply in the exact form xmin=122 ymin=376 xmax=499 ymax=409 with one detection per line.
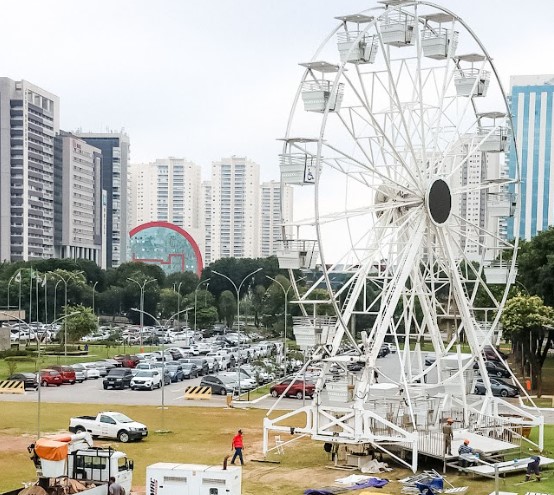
xmin=1 ymin=0 xmax=552 ymax=181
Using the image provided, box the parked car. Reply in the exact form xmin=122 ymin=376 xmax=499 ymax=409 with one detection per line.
xmin=181 ymin=362 xmax=199 ymax=379
xmin=8 ymin=372 xmax=39 ymax=390
xmin=483 ymin=345 xmax=509 ymax=362
xmin=474 ymin=378 xmax=519 ymax=397
xmin=473 ymin=360 xmax=510 ymax=378
xmin=69 ymin=411 xmax=148 ymax=442
xmin=76 ymin=362 xmax=101 ymax=379
xmin=219 ymin=371 xmax=256 ymax=390
xmin=377 ymin=345 xmax=390 ymax=358
xmin=114 ymin=354 xmax=140 ymax=368
xmin=39 ymin=369 xmax=63 ymax=387
xmin=130 ymin=369 xmax=170 ymax=390
xmin=103 ymin=368 xmax=134 ymax=389
xmin=424 ymin=353 xmax=437 ymax=366
xmin=200 ymin=375 xmax=238 ymax=395
xmin=47 ymin=365 xmax=77 ymax=384
xmin=383 ymin=342 xmax=397 ymax=353
xmin=165 ymin=363 xmax=184 ymax=382
xmin=181 ymin=358 xmax=209 ymax=376
xmin=270 ymin=379 xmax=315 ymax=399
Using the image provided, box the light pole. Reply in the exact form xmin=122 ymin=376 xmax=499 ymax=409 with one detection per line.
xmin=92 ymin=281 xmax=99 ymax=315
xmin=131 ymin=306 xmax=190 ymax=434
xmin=52 ymin=271 xmax=83 ymax=358
xmin=212 ymin=267 xmax=262 ymax=394
xmin=266 ymin=275 xmax=306 ymax=377
xmin=194 ymin=278 xmax=211 ymax=334
xmin=173 ymin=282 xmax=183 ymax=330
xmin=53 ymin=279 xmax=62 ymax=326
xmin=128 ymin=277 xmax=156 ymax=352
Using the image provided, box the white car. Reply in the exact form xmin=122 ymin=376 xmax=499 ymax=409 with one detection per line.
xmin=75 ymin=363 xmax=101 ymax=379
xmin=219 ymin=371 xmax=256 ymax=390
xmin=131 ymin=370 xmax=162 ymax=390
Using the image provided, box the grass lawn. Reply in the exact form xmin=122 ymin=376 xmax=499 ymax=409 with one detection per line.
xmin=1 ymin=402 xmax=554 ymax=495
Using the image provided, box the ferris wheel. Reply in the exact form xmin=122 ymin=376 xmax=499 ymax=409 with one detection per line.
xmin=265 ymin=0 xmax=543 ymax=471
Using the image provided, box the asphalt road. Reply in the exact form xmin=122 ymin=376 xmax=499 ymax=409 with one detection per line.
xmin=0 ymin=372 xmax=305 ymax=410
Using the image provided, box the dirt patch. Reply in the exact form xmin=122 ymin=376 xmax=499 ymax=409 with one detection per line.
xmin=0 ymin=434 xmax=34 ymax=453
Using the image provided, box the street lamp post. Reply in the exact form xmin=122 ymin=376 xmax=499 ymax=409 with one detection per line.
xmin=212 ymin=268 xmax=262 ymax=394
xmin=52 ymin=271 xmax=83 ymax=358
xmin=131 ymin=306 xmax=190 ymax=433
xmin=266 ymin=275 xmax=307 ymax=377
xmin=194 ymin=278 xmax=211 ymax=334
xmin=127 ymin=277 xmax=155 ymax=352
xmin=53 ymin=280 xmax=62 ymax=326
xmin=92 ymin=281 xmax=99 ymax=315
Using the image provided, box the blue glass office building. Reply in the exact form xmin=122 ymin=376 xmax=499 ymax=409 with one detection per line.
xmin=508 ymin=75 xmax=554 ymax=240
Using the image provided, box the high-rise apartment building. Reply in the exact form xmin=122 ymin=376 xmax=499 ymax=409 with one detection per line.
xmin=76 ymin=131 xmax=130 ymax=268
xmin=129 ymin=158 xmax=203 ymax=253
xmin=53 ymin=131 xmax=104 ymax=267
xmin=201 ymin=181 xmax=213 ymax=264
xmin=209 ymin=156 xmax=260 ymax=261
xmin=129 ymin=162 xmax=156 ymax=228
xmin=0 ymin=78 xmax=59 ymax=262
xmin=260 ymin=181 xmax=293 ymax=258
xmin=129 ymin=158 xmax=201 ymax=230
xmin=508 ymin=75 xmax=554 ymax=240
xmin=450 ymin=135 xmax=507 ymax=261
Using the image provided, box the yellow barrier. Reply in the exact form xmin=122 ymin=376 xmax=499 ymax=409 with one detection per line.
xmin=0 ymin=380 xmax=25 ymax=394
xmin=184 ymin=385 xmax=212 ymax=400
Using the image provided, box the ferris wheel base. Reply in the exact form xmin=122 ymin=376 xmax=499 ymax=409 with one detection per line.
xmin=262 ymin=396 xmax=544 ymax=472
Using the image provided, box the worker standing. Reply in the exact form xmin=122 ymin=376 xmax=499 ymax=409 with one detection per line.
xmin=442 ymin=418 xmax=454 ymax=456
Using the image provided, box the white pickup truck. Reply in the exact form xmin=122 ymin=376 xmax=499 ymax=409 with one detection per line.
xmin=69 ymin=411 xmax=148 ymax=443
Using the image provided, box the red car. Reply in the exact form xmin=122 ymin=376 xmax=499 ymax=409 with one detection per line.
xmin=114 ymin=354 xmax=140 ymax=368
xmin=48 ymin=365 xmax=77 ymax=384
xmin=270 ymin=379 xmax=315 ymax=399
xmin=39 ymin=369 xmax=63 ymax=387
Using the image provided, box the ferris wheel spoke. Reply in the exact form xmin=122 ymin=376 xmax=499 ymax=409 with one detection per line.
xmin=340 ymin=72 xmax=421 ymax=189
xmin=321 ymin=141 xmax=418 ymax=197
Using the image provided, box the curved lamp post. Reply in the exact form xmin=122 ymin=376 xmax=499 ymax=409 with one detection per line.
xmin=51 ymin=271 xmax=84 ymax=358
xmin=194 ymin=278 xmax=211 ymax=334
xmin=131 ymin=306 xmax=191 ymax=433
xmin=266 ymin=275 xmax=307 ymax=377
xmin=212 ymin=267 xmax=262 ymax=393
xmin=127 ymin=277 xmax=156 ymax=352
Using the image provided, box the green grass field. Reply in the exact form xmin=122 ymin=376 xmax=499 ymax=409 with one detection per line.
xmin=1 ymin=401 xmax=554 ymax=495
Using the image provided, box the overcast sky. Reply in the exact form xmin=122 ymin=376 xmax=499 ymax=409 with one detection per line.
xmin=1 ymin=0 xmax=552 ymax=181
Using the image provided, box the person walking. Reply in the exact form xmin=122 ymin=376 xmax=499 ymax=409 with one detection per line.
xmin=231 ymin=429 xmax=244 ymax=465
xmin=108 ymin=477 xmax=125 ymax=495
xmin=442 ymin=418 xmax=454 ymax=456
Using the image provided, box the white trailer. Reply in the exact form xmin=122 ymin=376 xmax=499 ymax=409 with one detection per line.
xmin=147 ymin=463 xmax=241 ymax=495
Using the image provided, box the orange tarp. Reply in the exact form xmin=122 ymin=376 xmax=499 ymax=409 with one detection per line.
xmin=34 ymin=438 xmax=69 ymax=461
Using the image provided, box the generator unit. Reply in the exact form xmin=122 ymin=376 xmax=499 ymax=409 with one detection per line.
xmin=146 ymin=463 xmax=242 ymax=495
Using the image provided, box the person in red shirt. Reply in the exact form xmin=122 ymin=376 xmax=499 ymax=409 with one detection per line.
xmin=231 ymin=429 xmax=244 ymax=465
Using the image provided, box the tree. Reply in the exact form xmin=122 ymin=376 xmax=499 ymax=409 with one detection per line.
xmin=517 ymin=228 xmax=554 ymax=305
xmin=63 ymin=305 xmax=98 ymax=343
xmin=165 ymin=272 xmax=199 ymax=295
xmin=501 ymin=294 xmax=554 ymax=396
xmin=219 ymin=290 xmax=237 ymax=327
xmin=158 ymin=288 xmax=180 ymax=319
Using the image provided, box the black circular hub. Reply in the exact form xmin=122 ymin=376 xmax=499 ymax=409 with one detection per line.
xmin=427 ymin=179 xmax=451 ymax=224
